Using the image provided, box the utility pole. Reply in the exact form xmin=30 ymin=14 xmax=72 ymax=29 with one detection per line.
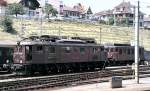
xmin=99 ymin=27 xmax=102 ymax=44
xmin=133 ymin=6 xmax=136 ymax=27
xmin=113 ymin=13 xmax=116 ymax=26
xmin=59 ymin=26 xmax=61 ymax=38
xmin=40 ymin=8 xmax=43 ymax=36
xmin=135 ymin=1 xmax=140 ymax=84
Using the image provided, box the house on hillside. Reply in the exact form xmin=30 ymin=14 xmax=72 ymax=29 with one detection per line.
xmin=63 ymin=6 xmax=82 ymax=19
xmin=6 ymin=0 xmax=40 ymax=18
xmin=19 ymin=0 xmax=40 ymax=18
xmin=113 ymin=1 xmax=144 ymax=26
xmin=94 ymin=10 xmax=113 ymax=23
xmin=6 ymin=0 xmax=91 ymax=20
xmin=144 ymin=17 xmax=150 ymax=29
xmin=94 ymin=1 xmax=144 ymax=26
xmin=0 ymin=0 xmax=7 ymax=15
xmin=62 ymin=3 xmax=86 ymax=19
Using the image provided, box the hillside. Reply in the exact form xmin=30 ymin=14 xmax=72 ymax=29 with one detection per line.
xmin=1 ymin=19 xmax=150 ymax=51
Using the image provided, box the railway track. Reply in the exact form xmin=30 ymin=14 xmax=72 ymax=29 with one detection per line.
xmin=0 ymin=65 xmax=149 ymax=91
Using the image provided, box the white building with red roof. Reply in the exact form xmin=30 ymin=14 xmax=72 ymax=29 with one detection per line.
xmin=94 ymin=1 xmax=144 ymax=26
xmin=0 ymin=0 xmax=7 ymax=15
xmin=62 ymin=3 xmax=89 ymax=19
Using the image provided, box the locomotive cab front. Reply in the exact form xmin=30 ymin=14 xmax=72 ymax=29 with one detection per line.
xmin=13 ymin=43 xmax=32 ymax=75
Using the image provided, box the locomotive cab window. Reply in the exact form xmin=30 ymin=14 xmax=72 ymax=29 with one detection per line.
xmin=93 ymin=48 xmax=98 ymax=53
xmin=17 ymin=46 xmax=23 ymax=52
xmin=26 ymin=46 xmax=32 ymax=61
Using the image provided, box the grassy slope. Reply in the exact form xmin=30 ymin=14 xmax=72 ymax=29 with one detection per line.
xmin=1 ymin=19 xmax=150 ymax=51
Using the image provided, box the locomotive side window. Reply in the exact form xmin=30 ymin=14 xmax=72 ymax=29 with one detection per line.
xmin=37 ymin=46 xmax=43 ymax=51
xmin=49 ymin=46 xmax=55 ymax=53
xmin=26 ymin=46 xmax=32 ymax=61
xmin=80 ymin=48 xmax=85 ymax=54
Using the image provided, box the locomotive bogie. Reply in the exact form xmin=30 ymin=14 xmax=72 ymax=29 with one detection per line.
xmin=14 ymin=61 xmax=106 ymax=75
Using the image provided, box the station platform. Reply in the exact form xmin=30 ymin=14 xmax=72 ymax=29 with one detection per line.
xmin=47 ymin=77 xmax=150 ymax=91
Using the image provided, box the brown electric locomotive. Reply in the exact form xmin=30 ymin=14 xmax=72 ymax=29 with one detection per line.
xmin=13 ymin=36 xmax=107 ymax=75
xmin=104 ymin=44 xmax=145 ymax=66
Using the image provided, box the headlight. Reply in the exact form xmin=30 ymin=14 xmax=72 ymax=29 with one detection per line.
xmin=20 ymin=60 xmax=23 ymax=63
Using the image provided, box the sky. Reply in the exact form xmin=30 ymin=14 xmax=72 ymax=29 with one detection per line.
xmin=62 ymin=0 xmax=150 ymax=16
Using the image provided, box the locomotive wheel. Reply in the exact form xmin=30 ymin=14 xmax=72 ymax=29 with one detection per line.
xmin=50 ymin=65 xmax=58 ymax=74
xmin=75 ymin=63 xmax=82 ymax=72
xmin=57 ymin=64 xmax=66 ymax=73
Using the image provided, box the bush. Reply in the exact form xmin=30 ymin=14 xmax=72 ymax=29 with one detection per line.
xmin=0 ymin=16 xmax=16 ymax=34
xmin=108 ymin=17 xmax=114 ymax=25
xmin=99 ymin=20 xmax=106 ymax=24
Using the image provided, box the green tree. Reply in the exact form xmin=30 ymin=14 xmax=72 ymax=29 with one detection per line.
xmin=7 ymin=3 xmax=25 ymax=17
xmin=108 ymin=17 xmax=114 ymax=25
xmin=0 ymin=16 xmax=16 ymax=34
xmin=87 ymin=7 xmax=93 ymax=15
xmin=44 ymin=3 xmax=58 ymax=19
xmin=19 ymin=0 xmax=40 ymax=10
xmin=120 ymin=18 xmax=129 ymax=27
xmin=51 ymin=8 xmax=58 ymax=16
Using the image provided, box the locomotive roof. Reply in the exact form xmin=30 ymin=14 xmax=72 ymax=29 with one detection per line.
xmin=0 ymin=41 xmax=17 ymax=47
xmin=104 ymin=45 xmax=144 ymax=48
xmin=18 ymin=39 xmax=102 ymax=47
